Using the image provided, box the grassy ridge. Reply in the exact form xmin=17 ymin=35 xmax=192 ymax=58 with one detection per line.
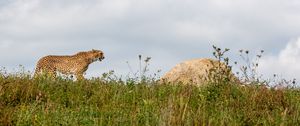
xmin=0 ymin=74 xmax=300 ymax=126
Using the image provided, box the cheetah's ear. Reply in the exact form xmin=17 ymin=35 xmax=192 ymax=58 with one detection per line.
xmin=92 ymin=49 xmax=96 ymax=52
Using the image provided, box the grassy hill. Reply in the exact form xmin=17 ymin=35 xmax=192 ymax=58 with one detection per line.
xmin=0 ymin=73 xmax=300 ymax=126
xmin=1 ymin=48 xmax=299 ymax=125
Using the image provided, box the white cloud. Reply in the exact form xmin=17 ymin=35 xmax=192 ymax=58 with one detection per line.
xmin=259 ymin=38 xmax=300 ymax=80
xmin=0 ymin=0 xmax=300 ymax=79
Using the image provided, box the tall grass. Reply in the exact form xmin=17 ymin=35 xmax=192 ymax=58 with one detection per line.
xmin=0 ymin=73 xmax=300 ymax=125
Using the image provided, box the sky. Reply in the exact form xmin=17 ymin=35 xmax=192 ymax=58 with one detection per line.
xmin=0 ymin=0 xmax=300 ymax=81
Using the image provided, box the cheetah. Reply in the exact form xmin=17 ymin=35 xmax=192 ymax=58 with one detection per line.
xmin=34 ymin=49 xmax=105 ymax=80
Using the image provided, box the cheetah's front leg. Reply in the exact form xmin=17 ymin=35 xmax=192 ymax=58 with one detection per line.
xmin=75 ymin=73 xmax=85 ymax=80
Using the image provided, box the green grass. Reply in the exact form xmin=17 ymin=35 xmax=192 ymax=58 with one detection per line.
xmin=0 ymin=73 xmax=300 ymax=126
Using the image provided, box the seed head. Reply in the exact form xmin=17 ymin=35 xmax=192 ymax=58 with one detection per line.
xmin=257 ymin=55 xmax=262 ymax=58
xmin=245 ymin=50 xmax=249 ymax=54
xmin=224 ymin=57 xmax=229 ymax=62
xmin=292 ymin=79 xmax=296 ymax=84
xmin=213 ymin=45 xmax=217 ymax=49
xmin=145 ymin=57 xmax=151 ymax=62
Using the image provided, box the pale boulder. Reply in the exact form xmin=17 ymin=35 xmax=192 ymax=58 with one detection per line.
xmin=160 ymin=58 xmax=237 ymax=86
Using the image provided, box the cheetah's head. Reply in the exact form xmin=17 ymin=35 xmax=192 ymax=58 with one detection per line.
xmin=89 ymin=49 xmax=105 ymax=62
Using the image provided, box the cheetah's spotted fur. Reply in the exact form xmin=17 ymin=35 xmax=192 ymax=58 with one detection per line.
xmin=34 ymin=49 xmax=105 ymax=80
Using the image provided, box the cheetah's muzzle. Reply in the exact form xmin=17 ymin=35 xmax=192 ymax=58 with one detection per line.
xmin=99 ymin=56 xmax=105 ymax=61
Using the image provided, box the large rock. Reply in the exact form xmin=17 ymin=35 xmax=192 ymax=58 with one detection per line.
xmin=160 ymin=58 xmax=237 ymax=86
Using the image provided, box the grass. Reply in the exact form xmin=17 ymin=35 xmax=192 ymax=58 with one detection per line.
xmin=1 ymin=47 xmax=299 ymax=125
xmin=0 ymin=73 xmax=300 ymax=126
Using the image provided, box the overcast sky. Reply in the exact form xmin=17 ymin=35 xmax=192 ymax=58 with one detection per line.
xmin=0 ymin=0 xmax=300 ymax=81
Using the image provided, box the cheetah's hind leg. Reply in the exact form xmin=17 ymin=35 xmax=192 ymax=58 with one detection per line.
xmin=34 ymin=68 xmax=57 ymax=79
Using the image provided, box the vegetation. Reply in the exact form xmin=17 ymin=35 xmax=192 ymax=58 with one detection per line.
xmin=0 ymin=47 xmax=299 ymax=125
xmin=1 ymin=73 xmax=300 ymax=126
